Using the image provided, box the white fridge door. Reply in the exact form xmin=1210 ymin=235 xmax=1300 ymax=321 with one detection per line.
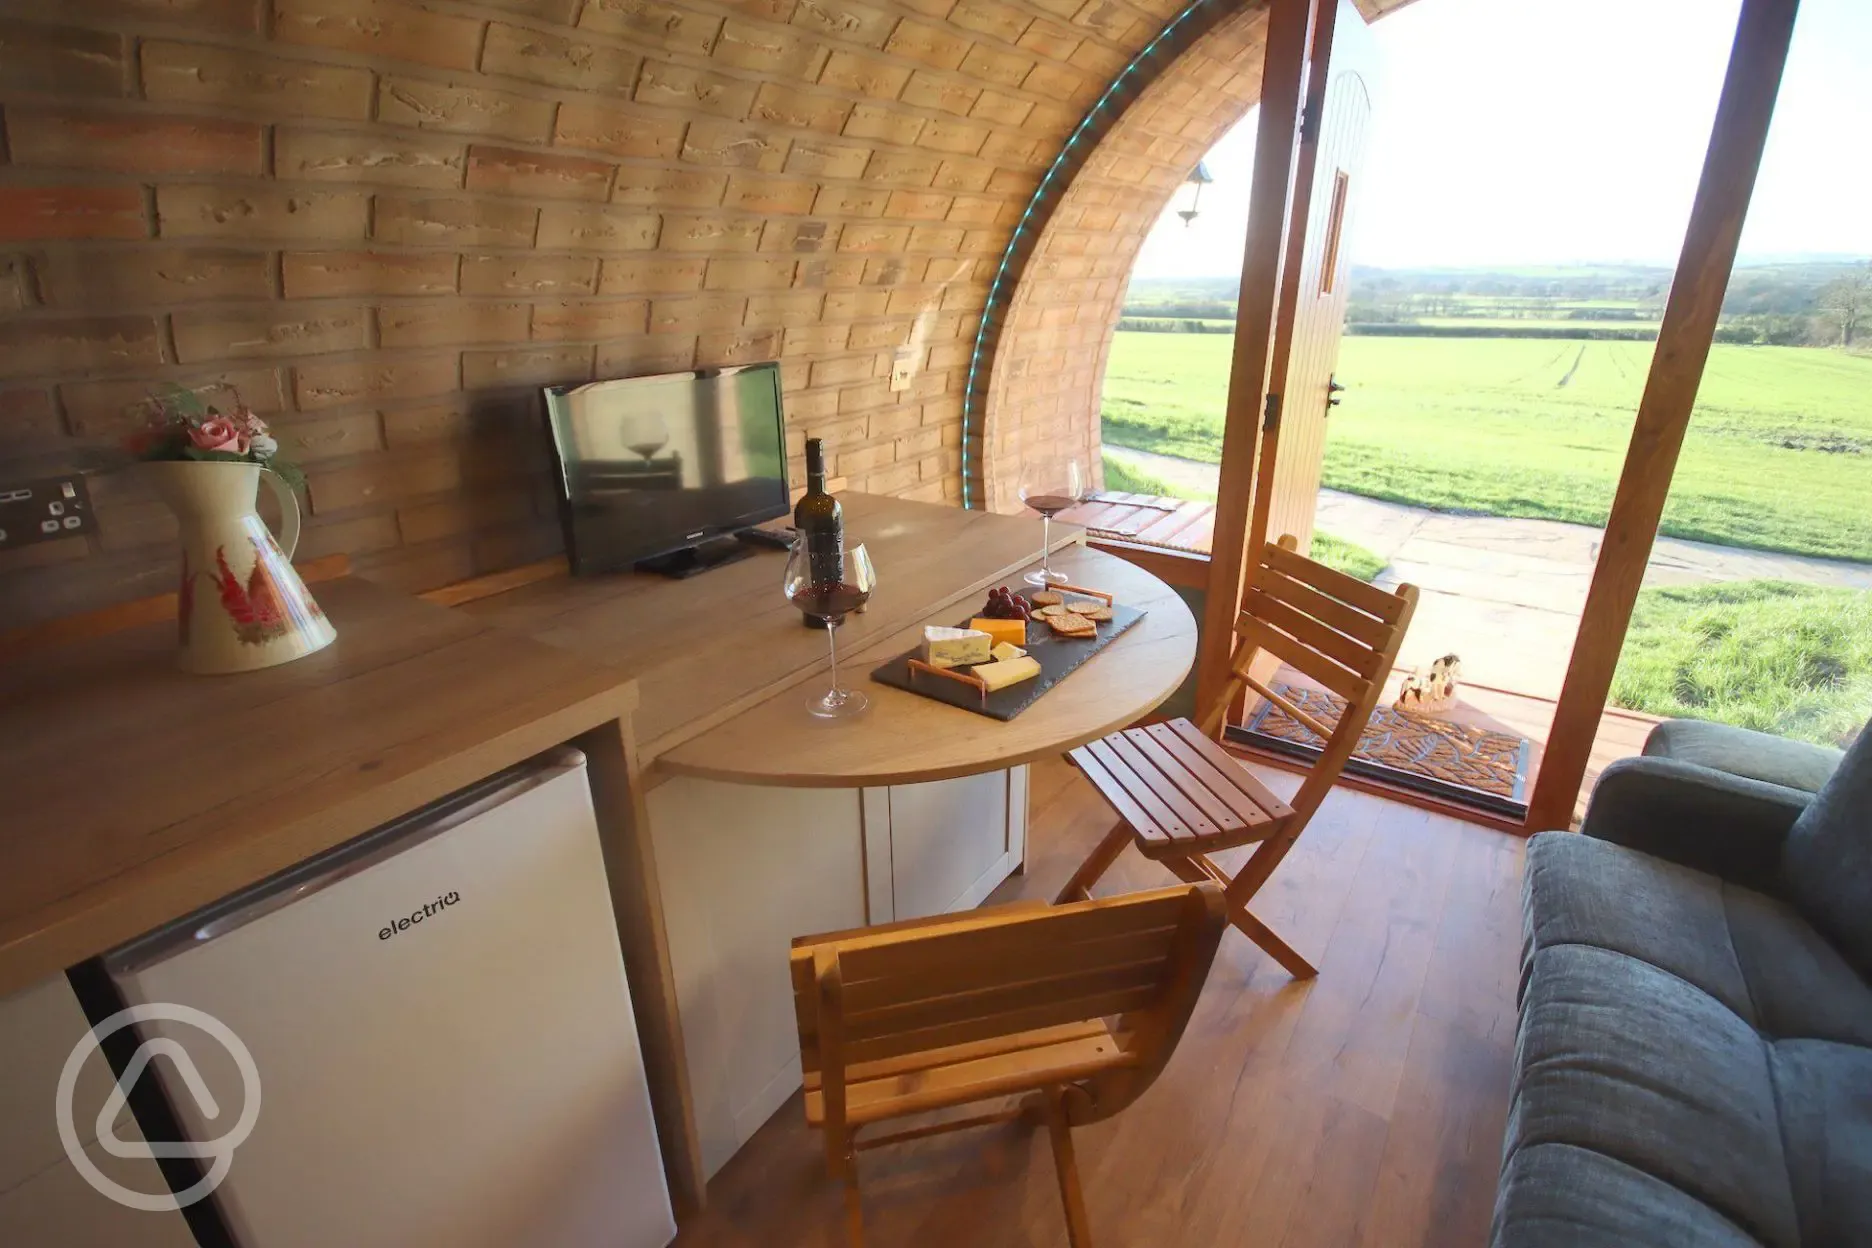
xmin=108 ymin=756 xmax=675 ymax=1248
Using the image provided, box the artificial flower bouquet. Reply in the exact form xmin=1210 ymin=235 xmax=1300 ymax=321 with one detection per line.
xmin=124 ymin=384 xmax=304 ymax=488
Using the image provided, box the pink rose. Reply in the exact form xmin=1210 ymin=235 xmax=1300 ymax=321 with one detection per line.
xmin=189 ymin=418 xmax=247 ymax=455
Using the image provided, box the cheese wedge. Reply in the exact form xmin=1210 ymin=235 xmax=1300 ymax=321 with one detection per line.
xmin=974 ymin=654 xmax=1041 ymax=692
xmin=921 ymin=625 xmax=992 ymax=669
xmin=989 ymin=641 xmax=1026 ymax=662
xmin=967 ymin=617 xmax=1028 ymax=650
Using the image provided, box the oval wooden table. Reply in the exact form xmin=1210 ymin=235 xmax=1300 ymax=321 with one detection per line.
xmin=634 ymin=541 xmax=1198 ymax=1185
xmin=657 ymin=545 xmax=1198 ymax=787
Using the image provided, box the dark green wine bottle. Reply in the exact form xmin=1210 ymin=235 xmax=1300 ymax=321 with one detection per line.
xmin=795 ymin=438 xmax=843 ymax=628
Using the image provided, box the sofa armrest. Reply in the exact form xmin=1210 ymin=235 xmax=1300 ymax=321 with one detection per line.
xmin=1578 ymin=756 xmax=1811 ymax=889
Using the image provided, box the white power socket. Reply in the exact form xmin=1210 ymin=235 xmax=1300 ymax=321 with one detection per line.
xmin=889 ymin=348 xmax=918 ymax=392
xmin=0 ymin=475 xmax=94 ymax=549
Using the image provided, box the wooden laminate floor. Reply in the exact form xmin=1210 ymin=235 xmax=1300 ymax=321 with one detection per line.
xmin=672 ymin=757 xmax=1525 ymax=1248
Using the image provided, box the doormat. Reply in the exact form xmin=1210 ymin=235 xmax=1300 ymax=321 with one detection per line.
xmin=1241 ymin=683 xmax=1531 ymax=802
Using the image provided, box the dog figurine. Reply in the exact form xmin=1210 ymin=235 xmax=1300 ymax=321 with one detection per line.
xmin=1396 ymin=653 xmax=1462 ymax=713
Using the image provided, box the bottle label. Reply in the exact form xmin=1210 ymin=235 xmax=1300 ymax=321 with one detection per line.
xmin=806 ymin=527 xmax=843 ymax=587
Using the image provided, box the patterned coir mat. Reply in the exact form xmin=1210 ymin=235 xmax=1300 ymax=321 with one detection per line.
xmin=1242 ymin=683 xmax=1531 ymax=802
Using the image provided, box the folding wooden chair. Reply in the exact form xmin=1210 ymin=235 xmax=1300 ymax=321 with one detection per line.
xmin=1055 ymin=536 xmax=1418 ymax=978
xmin=791 ymin=883 xmax=1228 ymax=1247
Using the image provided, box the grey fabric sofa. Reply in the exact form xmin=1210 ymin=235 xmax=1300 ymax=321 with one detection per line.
xmin=1644 ymin=718 xmax=1844 ymax=797
xmin=1493 ymin=721 xmax=1872 ymax=1248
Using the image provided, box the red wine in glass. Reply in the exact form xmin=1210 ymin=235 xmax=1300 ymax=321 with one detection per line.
xmin=790 ymin=581 xmax=871 ymax=621
xmin=783 ymin=541 xmax=877 ymax=718
xmin=1019 ymin=459 xmax=1086 ymax=586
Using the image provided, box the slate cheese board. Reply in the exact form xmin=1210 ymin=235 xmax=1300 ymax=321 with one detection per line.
xmin=869 ymin=588 xmax=1144 ymax=721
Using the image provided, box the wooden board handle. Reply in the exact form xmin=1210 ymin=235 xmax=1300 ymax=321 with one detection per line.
xmin=1056 ymin=584 xmax=1115 ymax=606
xmin=908 ymin=658 xmax=987 ymax=704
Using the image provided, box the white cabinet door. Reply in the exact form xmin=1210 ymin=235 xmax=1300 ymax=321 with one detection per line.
xmin=0 ymin=976 xmax=195 ymax=1247
xmin=647 ymin=778 xmax=869 ymax=1180
xmin=647 ymin=766 xmax=1029 ymax=1180
xmin=884 ymin=766 xmax=1028 ymax=922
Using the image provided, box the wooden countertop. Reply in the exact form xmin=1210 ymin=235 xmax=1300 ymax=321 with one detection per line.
xmin=0 ymin=577 xmax=639 ymax=1000
xmin=458 ymin=493 xmax=1082 ymax=764
xmin=659 ymin=545 xmax=1196 ymax=786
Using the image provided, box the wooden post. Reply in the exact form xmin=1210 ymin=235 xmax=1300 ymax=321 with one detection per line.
xmin=1525 ymin=0 xmax=1802 ymax=830
xmin=1247 ymin=0 xmax=1341 ymax=562
xmin=575 ymin=716 xmax=708 ymax=1212
xmin=1194 ymin=0 xmax=1323 ymax=717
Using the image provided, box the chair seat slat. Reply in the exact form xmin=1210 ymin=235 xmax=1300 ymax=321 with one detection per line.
xmin=1119 ymin=727 xmax=1248 ymax=834
xmin=1069 ymin=744 xmax=1169 ymax=844
xmin=1163 ymin=720 xmax=1296 ymax=820
xmin=1083 ymin=736 xmax=1196 ymax=841
xmin=1101 ymin=730 xmax=1221 ymax=839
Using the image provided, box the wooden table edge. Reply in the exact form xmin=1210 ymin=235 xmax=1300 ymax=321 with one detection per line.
xmin=654 ymin=551 xmax=1196 ymax=788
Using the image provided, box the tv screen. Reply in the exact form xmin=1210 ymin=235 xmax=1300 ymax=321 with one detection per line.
xmin=543 ymin=362 xmax=790 ymax=575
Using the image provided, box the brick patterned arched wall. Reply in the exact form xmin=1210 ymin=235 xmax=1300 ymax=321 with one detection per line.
xmin=0 ymin=0 xmax=1414 ymax=627
xmin=0 ymin=0 xmax=1211 ymax=628
xmin=970 ymin=0 xmax=1409 ymax=512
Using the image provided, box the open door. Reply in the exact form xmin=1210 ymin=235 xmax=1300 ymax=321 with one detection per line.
xmin=1251 ymin=0 xmax=1378 ymax=556
xmin=1196 ymin=0 xmax=1378 ymax=716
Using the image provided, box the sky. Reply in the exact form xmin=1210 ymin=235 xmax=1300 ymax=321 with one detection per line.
xmin=1132 ymin=0 xmax=1872 ymax=276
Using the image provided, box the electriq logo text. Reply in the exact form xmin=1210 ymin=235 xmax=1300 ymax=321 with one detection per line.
xmin=378 ymin=889 xmax=461 ymax=941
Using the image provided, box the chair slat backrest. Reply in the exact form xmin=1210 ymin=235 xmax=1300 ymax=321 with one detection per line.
xmin=1204 ymin=536 xmax=1419 ymax=825
xmin=792 ymin=885 xmax=1217 ymax=1075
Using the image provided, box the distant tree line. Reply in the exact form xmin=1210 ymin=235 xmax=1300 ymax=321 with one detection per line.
xmin=1117 ymin=260 xmax=1872 ymax=348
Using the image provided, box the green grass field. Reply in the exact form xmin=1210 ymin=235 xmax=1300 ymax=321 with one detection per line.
xmin=1100 ymin=332 xmax=1872 ymax=563
xmin=1612 ymin=582 xmax=1872 ymax=746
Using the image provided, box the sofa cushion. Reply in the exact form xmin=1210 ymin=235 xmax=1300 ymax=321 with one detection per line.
xmin=1769 ymin=1040 xmax=1872 ymax=1247
xmin=1523 ymin=831 xmax=1749 ymax=1018
xmin=1645 ymin=719 xmax=1842 ymax=794
xmin=1507 ymin=942 xmax=1800 ymax=1248
xmin=1494 ymin=1141 xmax=1764 ymax=1248
xmin=1782 ymin=727 xmax=1872 ymax=977
xmin=1526 ymin=833 xmax=1872 ymax=1046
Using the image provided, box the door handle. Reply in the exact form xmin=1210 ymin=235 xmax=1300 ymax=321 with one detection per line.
xmin=1327 ymin=377 xmax=1345 ymax=409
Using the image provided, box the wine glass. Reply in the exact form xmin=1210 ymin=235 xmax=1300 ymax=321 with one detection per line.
xmin=1019 ymin=457 xmax=1086 ymax=587
xmin=619 ymin=410 xmax=669 ymax=466
xmin=784 ymin=538 xmax=877 ymax=719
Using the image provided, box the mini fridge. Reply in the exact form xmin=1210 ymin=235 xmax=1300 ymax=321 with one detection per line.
xmin=105 ymin=749 xmax=677 ymax=1248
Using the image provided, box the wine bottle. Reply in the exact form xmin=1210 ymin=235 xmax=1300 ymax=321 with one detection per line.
xmin=794 ymin=438 xmax=844 ymax=628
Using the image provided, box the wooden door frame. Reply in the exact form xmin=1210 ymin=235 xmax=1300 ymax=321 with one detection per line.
xmin=1524 ymin=0 xmax=1803 ymax=828
xmin=1195 ymin=0 xmax=1335 ymax=717
xmin=1197 ymin=0 xmax=1804 ymax=831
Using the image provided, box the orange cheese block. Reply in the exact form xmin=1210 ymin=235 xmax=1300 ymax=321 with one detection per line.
xmin=966 ymin=617 xmax=1028 ymax=650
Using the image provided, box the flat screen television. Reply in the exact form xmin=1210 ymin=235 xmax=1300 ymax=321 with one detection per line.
xmin=542 ymin=362 xmax=790 ymax=577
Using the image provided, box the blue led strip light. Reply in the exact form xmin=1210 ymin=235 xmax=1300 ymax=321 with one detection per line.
xmin=959 ymin=0 xmax=1226 ymax=509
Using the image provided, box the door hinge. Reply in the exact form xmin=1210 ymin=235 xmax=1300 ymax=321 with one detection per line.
xmin=1300 ymin=103 xmax=1319 ymax=144
xmin=1263 ymin=392 xmax=1282 ymax=432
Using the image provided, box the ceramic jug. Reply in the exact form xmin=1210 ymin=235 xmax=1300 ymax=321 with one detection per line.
xmin=141 ymin=460 xmax=336 ymax=674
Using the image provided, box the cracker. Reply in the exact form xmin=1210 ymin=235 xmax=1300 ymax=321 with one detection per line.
xmin=1077 ymin=605 xmax=1114 ymax=621
xmin=1033 ymin=604 xmax=1066 ymax=618
xmin=1030 ymin=591 xmax=1063 ymax=606
xmin=1048 ymin=612 xmax=1097 ymax=637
